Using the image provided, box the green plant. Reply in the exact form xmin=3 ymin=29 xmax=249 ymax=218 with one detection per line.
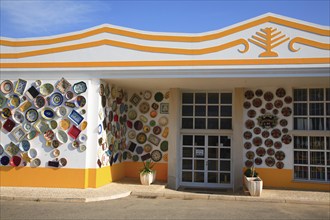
xmin=140 ymin=160 xmax=155 ymax=175
xmin=244 ymin=166 xmax=258 ymax=177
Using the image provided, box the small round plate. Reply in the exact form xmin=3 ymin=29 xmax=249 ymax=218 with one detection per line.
xmin=52 ymin=149 xmax=60 ymax=157
xmin=34 ymin=96 xmax=46 ymax=108
xmin=154 ymin=92 xmax=164 ymax=102
xmin=128 ymin=130 xmax=136 ymax=139
xmin=160 ymin=141 xmax=168 ymax=152
xmin=79 ymin=134 xmax=87 ymax=142
xmin=143 ymin=91 xmax=152 ymax=100
xmin=144 ymin=144 xmax=152 ymax=153
xmin=50 ymin=120 xmax=58 ymax=130
xmin=41 ymin=107 xmax=55 ymax=120
xmin=132 ymin=155 xmax=139 ymax=162
xmin=13 ymin=110 xmax=24 ymax=123
xmin=25 ymin=109 xmax=39 ymax=123
xmin=50 ymin=92 xmax=63 ymax=106
xmin=19 ymin=140 xmax=30 ymax=152
xmin=139 ymin=102 xmax=150 ymax=114
xmin=151 ymin=150 xmax=162 ymax=162
xmin=56 ymin=106 xmax=67 ymax=117
xmin=158 ymin=116 xmax=169 ymax=127
xmin=59 ymin=158 xmax=67 ymax=166
xmin=40 ymin=83 xmax=54 ymax=96
xmin=1 ymin=80 xmax=13 ymax=94
xmin=0 ymin=145 xmax=4 ymax=155
xmin=31 ymin=158 xmax=41 ymax=167
xmin=153 ymin=126 xmax=162 ymax=135
xmin=60 ymin=119 xmax=70 ymax=130
xmin=79 ymin=145 xmax=87 ymax=152
xmin=128 ymin=110 xmax=137 ymax=120
xmin=136 ymin=132 xmax=147 ymax=144
xmin=28 ymin=148 xmax=38 ymax=159
xmin=56 ymin=130 xmax=68 ymax=144
xmin=136 ymin=146 xmax=144 ymax=154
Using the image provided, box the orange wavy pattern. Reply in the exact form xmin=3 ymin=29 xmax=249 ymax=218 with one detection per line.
xmin=0 ymin=39 xmax=249 ymax=59
xmin=289 ymin=37 xmax=330 ymax=52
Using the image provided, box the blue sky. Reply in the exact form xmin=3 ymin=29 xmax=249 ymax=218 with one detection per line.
xmin=0 ymin=0 xmax=329 ymax=38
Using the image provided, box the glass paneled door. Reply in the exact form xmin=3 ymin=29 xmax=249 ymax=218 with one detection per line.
xmin=181 ymin=134 xmax=232 ymax=187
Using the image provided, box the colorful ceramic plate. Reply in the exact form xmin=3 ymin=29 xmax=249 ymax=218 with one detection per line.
xmin=56 ymin=78 xmax=71 ymax=94
xmin=28 ymin=148 xmax=38 ymax=159
xmin=267 ymin=148 xmax=275 ymax=156
xmin=79 ymin=134 xmax=87 ymax=142
xmin=252 ymin=98 xmax=262 ymax=108
xmin=252 ymin=137 xmax=262 ymax=146
xmin=50 ymin=120 xmax=57 ymax=130
xmin=1 ymin=80 xmax=13 ymax=94
xmin=5 ymin=143 xmax=19 ymax=156
xmin=148 ymin=134 xmax=161 ymax=146
xmin=265 ymin=102 xmax=273 ymax=110
xmin=245 ymin=160 xmax=253 ymax=168
xmin=245 ymin=120 xmax=255 ymax=129
xmin=26 ymin=130 xmax=38 ymax=140
xmin=25 ymin=109 xmax=38 ymax=123
xmin=60 ymin=119 xmax=70 ymax=130
xmin=150 ymin=110 xmax=157 ymax=118
xmin=154 ymin=92 xmax=164 ymax=102
xmin=134 ymin=120 xmax=143 ymax=131
xmin=160 ymin=141 xmax=168 ymax=152
xmin=75 ymin=95 xmax=86 ymax=108
xmin=56 ymin=106 xmax=67 ymax=117
xmin=265 ymin=157 xmax=275 ymax=167
xmin=276 ymin=161 xmax=284 ymax=169
xmin=68 ymin=125 xmax=81 ymax=139
xmin=40 ymin=83 xmax=54 ymax=96
xmin=52 ymin=149 xmax=60 ymax=157
xmin=246 ymin=151 xmax=255 ymax=160
xmin=244 ymin=142 xmax=252 ymax=149
xmin=247 ymin=110 xmax=256 ymax=118
xmin=143 ymin=90 xmax=152 ymax=100
xmin=31 ymin=158 xmax=41 ymax=167
xmin=256 ymin=147 xmax=266 ymax=157
xmin=253 ymin=127 xmax=261 ymax=135
xmin=13 ymin=110 xmax=24 ymax=123
xmin=281 ymin=107 xmax=292 ymax=117
xmin=136 ymin=132 xmax=147 ymax=144
xmin=151 ymin=150 xmax=162 ymax=162
xmin=284 ymin=96 xmax=293 ymax=104
xmin=41 ymin=107 xmax=55 ymax=120
xmin=8 ymin=95 xmax=20 ymax=108
xmin=262 ymin=130 xmax=270 ymax=138
xmin=139 ymin=102 xmax=150 ymax=114
xmin=143 ymin=125 xmax=151 ymax=133
xmin=271 ymin=129 xmax=281 ymax=139
xmin=79 ymin=145 xmax=87 ymax=152
xmin=243 ymin=131 xmax=253 ymax=140
xmin=136 ymin=146 xmax=144 ymax=154
xmin=265 ymin=138 xmax=274 ymax=147
xmin=132 ymin=155 xmax=139 ymax=162
xmin=50 ymin=92 xmax=64 ymax=106
xmin=144 ymin=144 xmax=152 ymax=153
xmin=73 ymin=81 xmax=87 ymax=94
xmin=279 ymin=119 xmax=288 ymax=127
xmin=139 ymin=115 xmax=148 ymax=123
xmin=0 ymin=145 xmax=4 ymax=155
xmin=68 ymin=109 xmax=84 ymax=126
xmin=59 ymin=158 xmax=67 ymax=166
xmin=56 ymin=130 xmax=68 ymax=144
xmin=243 ymin=101 xmax=251 ymax=109
xmin=254 ymin=157 xmax=262 ymax=165
xmin=274 ymin=100 xmax=283 ymax=108
xmin=158 ymin=116 xmax=169 ymax=127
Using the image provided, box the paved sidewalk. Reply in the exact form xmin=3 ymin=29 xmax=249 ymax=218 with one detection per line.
xmin=1 ymin=178 xmax=329 ymax=205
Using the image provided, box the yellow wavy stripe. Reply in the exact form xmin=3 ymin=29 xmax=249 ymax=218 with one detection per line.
xmin=289 ymin=37 xmax=330 ymax=52
xmin=0 ymin=39 xmax=249 ymax=59
xmin=0 ymin=16 xmax=329 ymax=47
xmin=1 ymin=58 xmax=329 ymax=68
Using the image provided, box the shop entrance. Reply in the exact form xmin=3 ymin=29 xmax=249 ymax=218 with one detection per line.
xmin=179 ymin=92 xmax=233 ymax=188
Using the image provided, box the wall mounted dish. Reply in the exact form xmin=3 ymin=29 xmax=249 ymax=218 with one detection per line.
xmin=56 ymin=106 xmax=67 ymax=117
xmin=132 ymin=155 xmax=139 ymax=162
xmin=245 ymin=160 xmax=253 ymax=168
xmin=244 ymin=142 xmax=252 ymax=149
xmin=34 ymin=96 xmax=46 ymax=108
xmin=1 ymin=80 xmax=13 ymax=94
xmin=151 ymin=150 xmax=162 ymax=162
xmin=284 ymin=96 xmax=292 ymax=104
xmin=0 ymin=93 xmax=8 ymax=108
xmin=2 ymin=108 xmax=12 ymax=119
xmin=1 ymin=155 xmax=10 ymax=166
xmin=275 ymin=151 xmax=285 ymax=160
xmin=246 ymin=151 xmax=255 ymax=160
xmin=0 ymin=145 xmax=4 ymax=155
xmin=253 ymin=127 xmax=261 ymax=135
xmin=28 ymin=148 xmax=38 ymax=159
xmin=263 ymin=91 xmax=274 ymax=101
xmin=276 ymin=88 xmax=286 ymax=98
xmin=139 ymin=115 xmax=148 ymax=123
xmin=256 ymin=147 xmax=266 ymax=157
xmin=254 ymin=157 xmax=262 ymax=165
xmin=144 ymin=144 xmax=152 ymax=153
xmin=14 ymin=79 xmax=27 ymax=96
xmin=73 ymin=81 xmax=87 ymax=94
xmin=244 ymin=90 xmax=254 ymax=99
xmin=276 ymin=161 xmax=284 ymax=169
xmin=143 ymin=90 xmax=152 ymax=100
xmin=26 ymin=130 xmax=38 ymax=140
xmin=50 ymin=93 xmax=64 ymax=106
xmin=150 ymin=110 xmax=157 ymax=118
xmin=245 ymin=120 xmax=255 ymax=129
xmin=5 ymin=142 xmax=20 ymax=156
xmin=56 ymin=78 xmax=71 ymax=94
xmin=79 ymin=134 xmax=87 ymax=142
xmin=33 ymin=120 xmax=49 ymax=133
xmin=3 ymin=118 xmax=16 ymax=132
xmin=41 ymin=107 xmax=55 ymax=120
xmin=65 ymin=91 xmax=74 ymax=100
xmin=13 ymin=110 xmax=24 ymax=123
xmin=243 ymin=131 xmax=252 ymax=140
xmin=68 ymin=125 xmax=81 ymax=139
xmin=52 ymin=149 xmax=60 ymax=157
xmin=30 ymin=158 xmax=41 ymax=167
xmin=252 ymin=98 xmax=262 ymax=108
xmin=274 ymin=100 xmax=283 ymax=108
xmin=139 ymin=102 xmax=150 ymax=114
xmin=252 ymin=137 xmax=262 ymax=146
xmin=57 ymin=130 xmax=68 ymax=144
xmin=255 ymin=89 xmax=263 ymax=97
xmin=243 ymin=101 xmax=251 ymax=109
xmin=160 ymin=141 xmax=168 ymax=152
xmin=265 ymin=157 xmax=275 ymax=167
xmin=10 ymin=155 xmax=22 ymax=167
xmin=158 ymin=116 xmax=169 ymax=127
xmin=154 ymin=92 xmax=164 ymax=102
xmin=153 ymin=126 xmax=162 ymax=135
xmin=267 ymin=148 xmax=275 ymax=156
xmin=40 ymin=83 xmax=54 ymax=96
xmin=135 ymin=146 xmax=144 ymax=154
xmin=68 ymin=109 xmax=84 ymax=126
xmin=43 ymin=129 xmax=55 ymax=141
xmin=79 ymin=145 xmax=86 ymax=152
xmin=148 ymin=134 xmax=161 ymax=146
xmin=12 ymin=126 xmax=26 ymax=142
xmin=60 ymin=119 xmax=70 ymax=130
xmin=129 ymin=93 xmax=141 ymax=106
xmin=8 ymin=94 xmax=20 ymax=108
xmin=136 ymin=132 xmax=147 ymax=144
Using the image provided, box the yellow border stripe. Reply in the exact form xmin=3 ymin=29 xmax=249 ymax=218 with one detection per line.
xmin=0 ymin=39 xmax=249 ymax=59
xmin=1 ymin=58 xmax=329 ymax=68
xmin=1 ymin=16 xmax=329 ymax=47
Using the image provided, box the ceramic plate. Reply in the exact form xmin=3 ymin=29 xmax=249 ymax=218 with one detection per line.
xmin=153 ymin=126 xmax=162 ymax=135
xmin=276 ymin=88 xmax=286 ymax=98
xmin=244 ymin=90 xmax=254 ymax=99
xmin=154 ymin=92 xmax=164 ymax=102
xmin=28 ymin=148 xmax=38 ymax=159
xmin=79 ymin=134 xmax=87 ymax=142
xmin=40 ymin=83 xmax=54 ymax=96
xmin=246 ymin=151 xmax=255 ymax=160
xmin=52 ymin=149 xmax=60 ymax=157
xmin=132 ymin=155 xmax=139 ymax=162
xmin=252 ymin=137 xmax=262 ymax=146
xmin=256 ymin=147 xmax=266 ymax=157
xmin=31 ymin=158 xmax=41 ymax=167
xmin=41 ymin=107 xmax=55 ymax=120
xmin=79 ymin=145 xmax=86 ymax=152
xmin=0 ymin=145 xmax=4 ymax=155
xmin=56 ymin=106 xmax=67 ymax=117
xmin=8 ymin=95 xmax=20 ymax=108
xmin=139 ymin=102 xmax=150 ymax=114
xmin=135 ymin=146 xmax=144 ymax=154
xmin=255 ymin=89 xmax=263 ymax=97
xmin=158 ymin=116 xmax=169 ymax=127
xmin=144 ymin=144 xmax=152 ymax=153
xmin=265 ymin=157 xmax=275 ymax=167
xmin=56 ymin=130 xmax=68 ymax=144
xmin=23 ymin=122 xmax=32 ymax=132
xmin=136 ymin=132 xmax=147 ymax=144
xmin=151 ymin=150 xmax=162 ymax=162
xmin=255 ymin=157 xmax=263 ymax=165
xmin=244 ymin=142 xmax=252 ymax=149
xmin=264 ymin=91 xmax=274 ymax=101
xmin=13 ymin=110 xmax=24 ymax=123
xmin=50 ymin=92 xmax=64 ymax=106
xmin=1 ymin=80 xmax=13 ymax=94
xmin=60 ymin=119 xmax=71 ymax=130
xmin=34 ymin=96 xmax=46 ymax=108
xmin=160 ymin=141 xmax=168 ymax=152
xmin=143 ymin=90 xmax=152 ymax=100
xmin=25 ymin=109 xmax=39 ymax=123
xmin=73 ymin=81 xmax=87 ymax=94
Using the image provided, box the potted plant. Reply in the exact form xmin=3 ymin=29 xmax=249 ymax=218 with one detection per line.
xmin=244 ymin=166 xmax=263 ymax=196
xmin=139 ymin=160 xmax=156 ymax=185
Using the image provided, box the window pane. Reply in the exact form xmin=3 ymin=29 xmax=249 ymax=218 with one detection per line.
xmin=294 ymin=103 xmax=307 ymax=115
xmin=327 ymin=137 xmax=330 ymax=150
xmin=221 ymin=106 xmax=232 ymax=116
xmin=220 ymin=148 xmax=231 ymax=159
xmin=208 ymin=148 xmax=218 ymax=158
xmin=182 ymin=159 xmax=193 ymax=169
xmin=327 ymin=152 xmax=330 ymax=166
xmin=220 ymin=161 xmax=231 ymax=171
xmin=220 ymin=136 xmax=231 ymax=147
xmin=207 ymin=118 xmax=219 ymax=129
xmin=208 ymin=106 xmax=219 ymax=116
xmin=194 ymin=136 xmax=205 ymax=146
xmin=208 ymin=173 xmax=218 ymax=183
xmin=195 ymin=160 xmax=205 ymax=170
xmin=220 ymin=173 xmax=230 ymax=184
xmin=294 ymin=151 xmax=308 ymax=164
xmin=182 ymin=172 xmax=192 ymax=182
xmin=208 ymin=160 xmax=218 ymax=171
xmin=183 ymin=135 xmax=193 ymax=145
xmin=294 ymin=118 xmax=308 ymax=130
xmin=310 ymin=137 xmax=324 ymax=150
xmin=182 ymin=147 xmax=193 ymax=157
xmin=326 ymin=103 xmax=330 ymax=116
xmin=326 ymin=88 xmax=330 ymax=101
xmin=182 ymin=93 xmax=193 ymax=104
xmin=327 ymin=118 xmax=330 ymax=130
xmin=309 ymin=88 xmax=324 ymax=101
xmin=195 ymin=106 xmax=206 ymax=116
xmin=182 ymin=105 xmax=193 ymax=116
xmin=182 ymin=118 xmax=193 ymax=129
xmin=195 ymin=93 xmax=206 ymax=104
xmin=194 ymin=172 xmax=204 ymax=182
xmin=294 ymin=89 xmax=307 ymax=101
xmin=220 ymin=118 xmax=232 ymax=129
xmin=309 ymin=103 xmax=324 ymax=115
xmin=309 ymin=118 xmax=324 ymax=130
xmin=208 ymin=136 xmax=218 ymax=146
xmin=208 ymin=93 xmax=219 ymax=104
xmin=294 ymin=166 xmax=308 ymax=180
xmin=294 ymin=136 xmax=308 ymax=149
xmin=221 ymin=93 xmax=232 ymax=104
xmin=195 ymin=118 xmax=206 ymax=129
xmin=310 ymin=152 xmax=325 ymax=165
xmin=310 ymin=167 xmax=325 ymax=180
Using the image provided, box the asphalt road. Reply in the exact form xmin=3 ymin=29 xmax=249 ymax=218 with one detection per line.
xmin=0 ymin=196 xmax=329 ymax=220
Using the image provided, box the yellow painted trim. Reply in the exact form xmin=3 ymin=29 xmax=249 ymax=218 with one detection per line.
xmin=289 ymin=37 xmax=330 ymax=52
xmin=0 ymin=16 xmax=329 ymax=47
xmin=245 ymin=168 xmax=329 ymax=191
xmin=1 ymin=58 xmax=329 ymax=69
xmin=125 ymin=162 xmax=168 ymax=181
xmin=0 ymin=38 xmax=249 ymax=59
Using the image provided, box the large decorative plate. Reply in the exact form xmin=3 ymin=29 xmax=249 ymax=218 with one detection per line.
xmin=276 ymin=88 xmax=286 ymax=98
xmin=41 ymin=107 xmax=55 ymax=120
xmin=267 ymin=148 xmax=275 ymax=156
xmin=271 ymin=129 xmax=281 ymax=139
xmin=25 ymin=109 xmax=38 ymax=123
xmin=252 ymin=137 xmax=262 ymax=146
xmin=243 ymin=131 xmax=253 ymax=140
xmin=13 ymin=110 xmax=24 ymax=123
xmin=151 ymin=150 xmax=162 ymax=162
xmin=244 ymin=142 xmax=252 ymax=149
xmin=265 ymin=157 xmax=275 ymax=167
xmin=243 ymin=101 xmax=251 ymax=109
xmin=144 ymin=144 xmax=153 ymax=153
xmin=263 ymin=92 xmax=274 ymax=101
xmin=244 ymin=90 xmax=254 ymax=100
xmin=139 ymin=102 xmax=150 ymax=114
xmin=136 ymin=132 xmax=147 ymax=144
xmin=247 ymin=110 xmax=256 ymax=118
xmin=276 ymin=161 xmax=284 ymax=169
xmin=128 ymin=110 xmax=137 ymax=120
xmin=254 ymin=157 xmax=262 ymax=165
xmin=56 ymin=130 xmax=68 ymax=144
xmin=153 ymin=126 xmax=162 ymax=135
xmin=154 ymin=92 xmax=164 ymax=102
xmin=75 ymin=96 xmax=86 ymax=108
xmin=265 ymin=102 xmax=273 ymax=110
xmin=1 ymin=80 xmax=13 ymax=94
xmin=160 ymin=141 xmax=168 ymax=152
xmin=284 ymin=96 xmax=293 ymax=104
xmin=275 ymin=150 xmax=285 ymax=160
xmin=274 ymin=100 xmax=283 ymax=108
xmin=134 ymin=120 xmax=143 ymax=131
xmin=50 ymin=92 xmax=64 ymax=106
xmin=264 ymin=139 xmax=274 ymax=147
xmin=245 ymin=160 xmax=253 ymax=168
xmin=256 ymin=147 xmax=266 ymax=157
xmin=281 ymin=135 xmax=292 ymax=144
xmin=40 ymin=83 xmax=54 ymax=96
xmin=128 ymin=130 xmax=136 ymax=139
xmin=158 ymin=116 xmax=169 ymax=127
xmin=281 ymin=107 xmax=292 ymax=117
xmin=34 ymin=96 xmax=46 ymax=108
xmin=246 ymin=151 xmax=255 ymax=160
xmin=73 ymin=81 xmax=87 ymax=94
xmin=255 ymin=89 xmax=263 ymax=97
xmin=252 ymin=98 xmax=262 ymax=108
xmin=245 ymin=120 xmax=255 ymax=129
